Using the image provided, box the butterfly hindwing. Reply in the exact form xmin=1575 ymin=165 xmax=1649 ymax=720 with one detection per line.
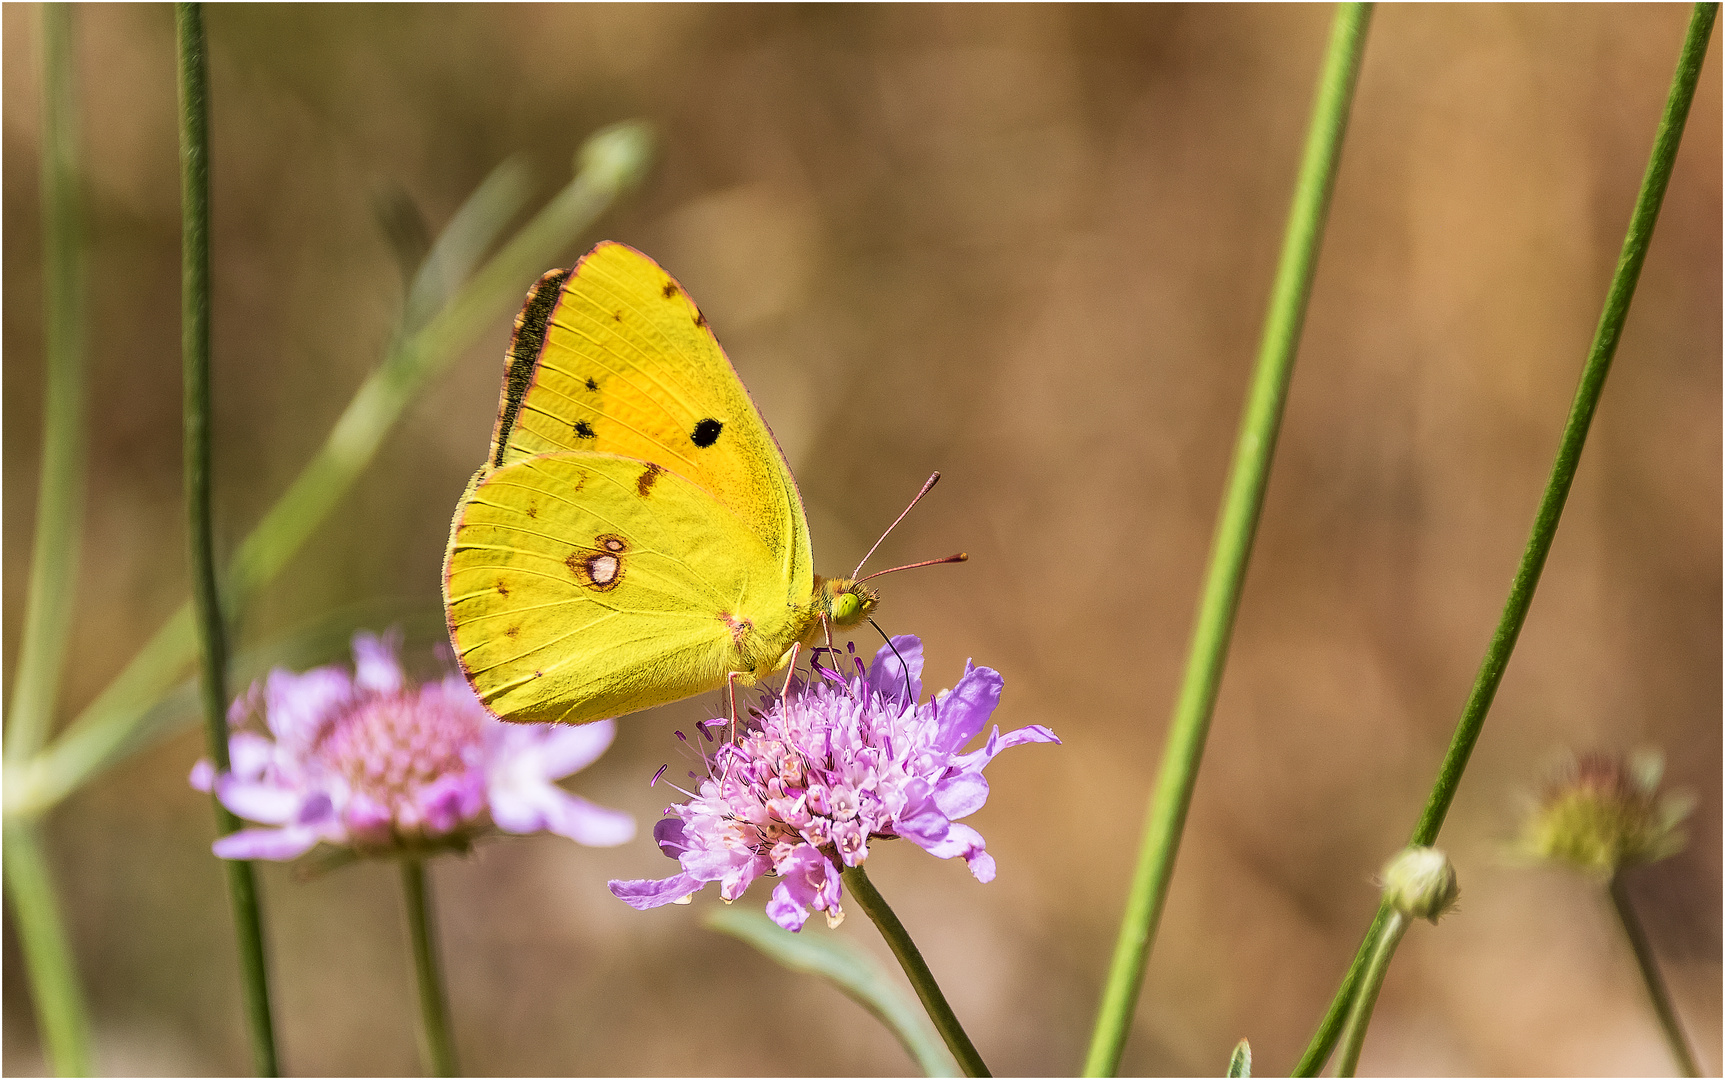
xmin=445 ymin=452 xmax=807 ymax=726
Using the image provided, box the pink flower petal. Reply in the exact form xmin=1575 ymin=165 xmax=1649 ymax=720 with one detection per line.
xmin=265 ymin=665 xmax=352 ymax=744
xmin=215 ymin=777 xmax=304 ymax=826
xmin=521 ymin=719 xmax=618 ymax=780
xmin=933 ymin=771 xmax=990 ymax=820
xmin=351 ymin=630 xmax=404 ymax=695
xmin=931 ymin=662 xmax=1002 ymax=755
xmin=213 ymin=826 xmax=323 ymax=861
xmin=229 ymin=732 xmax=275 ymax=780
xmin=867 ymin=636 xmax=924 ymax=706
xmin=608 ymin=873 xmax=703 ymax=910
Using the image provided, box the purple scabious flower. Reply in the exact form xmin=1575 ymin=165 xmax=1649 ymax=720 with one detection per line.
xmin=608 ymin=636 xmax=1058 ymax=931
xmin=190 ymin=631 xmax=634 ymax=861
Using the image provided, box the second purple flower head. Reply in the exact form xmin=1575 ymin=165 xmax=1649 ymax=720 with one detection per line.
xmin=191 ymin=631 xmax=634 ymax=861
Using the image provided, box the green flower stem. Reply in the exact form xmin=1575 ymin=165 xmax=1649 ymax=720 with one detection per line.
xmin=1294 ymin=6 xmax=1718 ymax=1074
xmin=842 ymin=864 xmax=990 ymax=1078
xmin=1333 ymin=910 xmax=1407 ymax=1077
xmin=1610 ymin=875 xmax=1700 ymax=1077
xmin=7 ymin=1 xmax=86 ymax=765
xmin=402 ymin=859 xmax=459 ymax=1077
xmin=0 ymin=123 xmax=654 ymax=822
xmin=5 ymin=8 xmax=95 ymax=1075
xmin=4 ymin=821 xmax=92 ymax=1076
xmin=177 ymin=7 xmax=279 ymax=1074
xmin=1082 ymin=6 xmax=1373 ymax=1075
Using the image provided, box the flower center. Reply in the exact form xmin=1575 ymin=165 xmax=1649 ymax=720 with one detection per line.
xmin=320 ymin=694 xmax=482 ymax=814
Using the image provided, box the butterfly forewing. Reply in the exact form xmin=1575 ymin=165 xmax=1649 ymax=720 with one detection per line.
xmin=489 ymin=242 xmax=813 ymax=595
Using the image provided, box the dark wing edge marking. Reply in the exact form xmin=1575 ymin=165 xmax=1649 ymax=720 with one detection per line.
xmin=491 ymin=267 xmax=576 ymax=467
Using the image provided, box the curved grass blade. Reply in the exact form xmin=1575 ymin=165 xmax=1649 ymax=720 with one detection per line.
xmin=3 ymin=6 xmax=95 ymax=1074
xmin=705 ymin=906 xmax=960 ymax=1077
xmin=3 ymin=123 xmax=654 ymax=821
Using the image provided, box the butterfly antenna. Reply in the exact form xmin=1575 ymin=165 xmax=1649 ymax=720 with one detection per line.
xmin=852 ymin=472 xmax=943 ymax=580
xmin=868 ymin=618 xmax=914 ymax=703
xmin=856 ymin=551 xmax=968 ymax=584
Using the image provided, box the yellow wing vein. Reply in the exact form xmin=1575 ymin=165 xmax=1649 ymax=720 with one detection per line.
xmin=578 ymin=260 xmax=719 ymax=410
xmin=541 ymin=315 xmax=703 ymax=434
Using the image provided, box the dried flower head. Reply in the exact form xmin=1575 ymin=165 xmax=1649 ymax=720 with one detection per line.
xmin=1515 ymin=751 xmax=1691 ymax=878
xmin=608 ymin=636 xmax=1058 ymax=931
xmin=190 ymin=631 xmax=634 ymax=861
xmin=1380 ymin=845 xmax=1459 ymax=923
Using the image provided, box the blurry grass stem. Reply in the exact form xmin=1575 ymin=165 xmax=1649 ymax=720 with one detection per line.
xmin=1610 ymin=875 xmax=1700 ymax=1076
xmin=706 ymin=907 xmax=960 ymax=1077
xmin=4 ymin=823 xmax=91 ymax=1077
xmin=402 ymin=859 xmax=459 ymax=1077
xmin=1 ymin=122 xmax=654 ymax=821
xmin=842 ymin=865 xmax=990 ymax=1077
xmin=1331 ymin=910 xmax=1407 ymax=1077
xmin=4 ymin=6 xmax=94 ymax=1074
xmin=177 ymin=6 xmax=280 ymax=1072
xmin=1294 ymin=5 xmax=1718 ymax=1073
xmin=7 ymin=3 xmax=85 ymax=766
xmin=1082 ymin=6 xmax=1372 ymax=1074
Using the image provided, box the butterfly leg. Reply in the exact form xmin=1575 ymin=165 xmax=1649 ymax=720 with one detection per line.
xmin=726 ymin=669 xmax=745 ymax=741
xmin=780 ymin=641 xmax=802 ymax=699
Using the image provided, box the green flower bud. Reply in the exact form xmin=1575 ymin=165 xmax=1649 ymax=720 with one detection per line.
xmin=1515 ymin=751 xmax=1691 ymax=878
xmin=1380 ymin=845 xmax=1459 ymax=923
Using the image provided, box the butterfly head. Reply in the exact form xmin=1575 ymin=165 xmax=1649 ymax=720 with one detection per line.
xmin=813 ymin=576 xmax=879 ymax=634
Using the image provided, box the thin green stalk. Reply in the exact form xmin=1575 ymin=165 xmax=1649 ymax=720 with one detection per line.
xmin=1082 ymin=6 xmax=1373 ymax=1075
xmin=842 ymin=865 xmax=990 ymax=1078
xmin=1294 ymin=6 xmax=1717 ymax=1073
xmin=7 ymin=1 xmax=86 ymax=764
xmin=4 ymin=8 xmax=94 ymax=1075
xmin=1333 ymin=910 xmax=1407 ymax=1077
xmin=1609 ymin=875 xmax=1700 ymax=1077
xmin=402 ymin=859 xmax=459 ymax=1077
xmin=2 ymin=123 xmax=653 ymax=822
xmin=177 ymin=6 xmax=278 ymax=1074
xmin=4 ymin=821 xmax=92 ymax=1076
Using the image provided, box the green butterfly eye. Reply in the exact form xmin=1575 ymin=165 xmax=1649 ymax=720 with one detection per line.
xmin=831 ymin=591 xmax=862 ymax=624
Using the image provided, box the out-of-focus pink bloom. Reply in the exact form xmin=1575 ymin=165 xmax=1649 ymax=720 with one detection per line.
xmin=190 ymin=631 xmax=633 ymax=861
xmin=609 ymin=636 xmax=1057 ymax=931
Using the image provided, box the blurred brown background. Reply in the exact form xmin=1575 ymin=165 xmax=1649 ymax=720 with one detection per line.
xmin=3 ymin=3 xmax=1719 ymax=1075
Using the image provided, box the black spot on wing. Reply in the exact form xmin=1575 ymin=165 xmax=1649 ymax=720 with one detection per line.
xmin=573 ymin=421 xmax=596 ymax=440
xmin=662 ymin=282 xmax=679 ymax=299
xmin=691 ymin=418 xmax=723 ymax=448
xmin=585 ymin=376 xmax=599 ymax=391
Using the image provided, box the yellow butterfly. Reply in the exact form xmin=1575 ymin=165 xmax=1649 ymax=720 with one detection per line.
xmin=443 ymin=242 xmax=901 ymax=725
